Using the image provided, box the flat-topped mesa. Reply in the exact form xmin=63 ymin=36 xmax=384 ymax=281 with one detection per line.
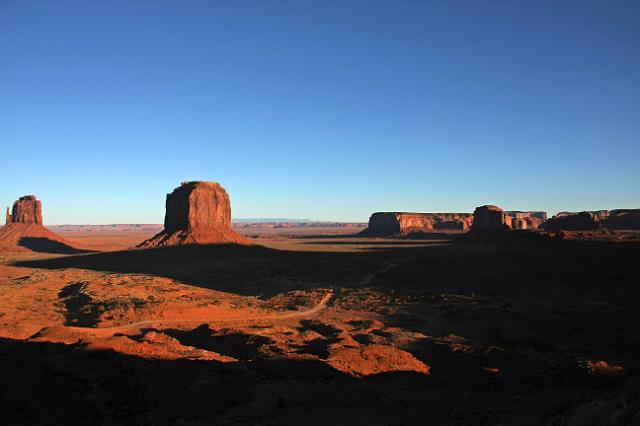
xmin=140 ymin=181 xmax=250 ymax=247
xmin=10 ymin=195 xmax=43 ymax=225
xmin=544 ymin=211 xmax=602 ymax=231
xmin=361 ymin=212 xmax=474 ymax=236
xmin=605 ymin=209 xmax=640 ymax=230
xmin=470 ymin=205 xmax=509 ymax=234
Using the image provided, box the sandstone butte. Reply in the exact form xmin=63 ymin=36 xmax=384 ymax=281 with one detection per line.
xmin=0 ymin=195 xmax=84 ymax=253
xmin=469 ymin=205 xmax=510 ymax=234
xmin=140 ymin=181 xmax=251 ymax=247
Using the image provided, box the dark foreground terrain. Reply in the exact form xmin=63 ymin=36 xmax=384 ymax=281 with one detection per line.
xmin=0 ymin=232 xmax=639 ymax=425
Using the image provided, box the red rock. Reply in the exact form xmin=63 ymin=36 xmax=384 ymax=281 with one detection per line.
xmin=5 ymin=207 xmax=10 ymax=225
xmin=140 ymin=181 xmax=250 ymax=247
xmin=361 ymin=212 xmax=473 ymax=236
xmin=544 ymin=212 xmax=600 ymax=231
xmin=10 ymin=195 xmax=42 ymax=225
xmin=604 ymin=209 xmax=640 ymax=230
xmin=326 ymin=344 xmax=430 ymax=377
xmin=505 ymin=211 xmax=547 ymax=230
xmin=470 ymin=205 xmax=509 ymax=233
xmin=1 ymin=195 xmax=87 ymax=253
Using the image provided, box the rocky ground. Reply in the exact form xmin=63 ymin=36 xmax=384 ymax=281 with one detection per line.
xmin=0 ymin=228 xmax=639 ymax=425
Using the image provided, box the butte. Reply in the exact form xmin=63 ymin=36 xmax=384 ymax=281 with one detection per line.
xmin=0 ymin=195 xmax=86 ymax=253
xmin=139 ymin=181 xmax=251 ymax=247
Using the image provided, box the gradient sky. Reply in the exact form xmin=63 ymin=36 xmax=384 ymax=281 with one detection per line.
xmin=1 ymin=1 xmax=639 ymax=224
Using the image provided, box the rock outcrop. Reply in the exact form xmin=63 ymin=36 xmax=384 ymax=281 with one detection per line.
xmin=506 ymin=211 xmax=547 ymax=221
xmin=470 ymin=205 xmax=509 ymax=234
xmin=5 ymin=207 xmax=10 ymax=225
xmin=140 ymin=181 xmax=250 ymax=247
xmin=360 ymin=212 xmax=473 ymax=236
xmin=505 ymin=211 xmax=547 ymax=230
xmin=0 ymin=195 xmax=87 ymax=253
xmin=544 ymin=212 xmax=600 ymax=231
xmin=9 ymin=195 xmax=43 ymax=225
xmin=545 ymin=209 xmax=640 ymax=231
xmin=604 ymin=209 xmax=640 ymax=230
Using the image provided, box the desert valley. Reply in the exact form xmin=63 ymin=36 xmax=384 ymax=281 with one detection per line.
xmin=5 ymin=1 xmax=640 ymax=424
xmin=1 ymin=182 xmax=639 ymax=425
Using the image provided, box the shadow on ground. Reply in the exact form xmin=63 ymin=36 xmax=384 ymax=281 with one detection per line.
xmin=6 ymin=239 xmax=640 ymax=424
xmin=58 ymin=282 xmax=100 ymax=327
xmin=14 ymin=243 xmax=435 ymax=297
xmin=163 ymin=325 xmax=274 ymax=360
xmin=19 ymin=237 xmax=94 ymax=254
xmin=0 ymin=337 xmax=438 ymax=426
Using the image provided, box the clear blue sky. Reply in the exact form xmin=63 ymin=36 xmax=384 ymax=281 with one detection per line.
xmin=1 ymin=1 xmax=638 ymax=224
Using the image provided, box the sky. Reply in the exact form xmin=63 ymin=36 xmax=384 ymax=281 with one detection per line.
xmin=1 ymin=1 xmax=639 ymax=224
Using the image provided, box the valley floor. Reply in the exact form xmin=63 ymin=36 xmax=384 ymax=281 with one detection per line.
xmin=1 ymin=229 xmax=639 ymax=425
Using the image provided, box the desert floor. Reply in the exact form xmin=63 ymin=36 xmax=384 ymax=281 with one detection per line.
xmin=1 ymin=226 xmax=639 ymax=425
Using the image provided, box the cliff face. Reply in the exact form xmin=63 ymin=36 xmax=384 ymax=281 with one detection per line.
xmin=164 ymin=181 xmax=232 ymax=232
xmin=362 ymin=208 xmax=551 ymax=236
xmin=140 ymin=181 xmax=250 ymax=247
xmin=544 ymin=212 xmax=600 ymax=231
xmin=605 ymin=209 xmax=640 ymax=230
xmin=506 ymin=211 xmax=547 ymax=221
xmin=470 ymin=205 xmax=509 ymax=234
xmin=505 ymin=211 xmax=547 ymax=230
xmin=543 ymin=209 xmax=640 ymax=231
xmin=10 ymin=195 xmax=43 ymax=225
xmin=361 ymin=212 xmax=473 ymax=236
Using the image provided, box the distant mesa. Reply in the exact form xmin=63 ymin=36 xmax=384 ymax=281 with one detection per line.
xmin=360 ymin=209 xmax=551 ymax=237
xmin=0 ymin=195 xmax=89 ymax=254
xmin=359 ymin=212 xmax=474 ymax=237
xmin=544 ymin=211 xmax=600 ymax=232
xmin=544 ymin=209 xmax=640 ymax=231
xmin=606 ymin=209 xmax=640 ymax=230
xmin=140 ymin=181 xmax=251 ymax=247
xmin=447 ymin=205 xmax=549 ymax=236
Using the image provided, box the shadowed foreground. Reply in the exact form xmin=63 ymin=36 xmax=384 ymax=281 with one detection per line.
xmin=2 ymin=237 xmax=640 ymax=425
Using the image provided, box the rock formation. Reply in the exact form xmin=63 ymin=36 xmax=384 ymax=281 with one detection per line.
xmin=544 ymin=212 xmax=600 ymax=231
xmin=360 ymin=212 xmax=473 ymax=236
xmin=5 ymin=207 xmax=10 ymax=225
xmin=545 ymin=209 xmax=640 ymax=231
xmin=605 ymin=209 xmax=640 ymax=230
xmin=0 ymin=195 xmax=86 ymax=253
xmin=10 ymin=195 xmax=43 ymax=225
xmin=505 ymin=211 xmax=547 ymax=230
xmin=140 ymin=181 xmax=250 ymax=247
xmin=470 ymin=205 xmax=509 ymax=234
xmin=506 ymin=211 xmax=547 ymax=221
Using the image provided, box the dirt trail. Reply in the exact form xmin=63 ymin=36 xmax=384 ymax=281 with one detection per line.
xmin=60 ymin=290 xmax=335 ymax=336
xmin=38 ymin=257 xmax=409 ymax=338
